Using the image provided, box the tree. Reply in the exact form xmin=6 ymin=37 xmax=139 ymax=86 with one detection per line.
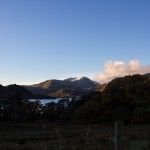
xmin=75 ymin=101 xmax=100 ymax=121
xmin=42 ymin=102 xmax=57 ymax=121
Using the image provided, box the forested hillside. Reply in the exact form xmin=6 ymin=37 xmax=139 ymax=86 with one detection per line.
xmin=76 ymin=74 xmax=150 ymax=123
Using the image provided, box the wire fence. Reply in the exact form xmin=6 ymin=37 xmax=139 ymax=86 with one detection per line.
xmin=0 ymin=122 xmax=150 ymax=150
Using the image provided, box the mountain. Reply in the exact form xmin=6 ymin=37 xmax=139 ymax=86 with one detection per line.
xmin=71 ymin=77 xmax=99 ymax=89
xmin=24 ymin=77 xmax=100 ymax=97
xmin=64 ymin=77 xmax=80 ymax=82
xmin=0 ymin=84 xmax=34 ymax=99
xmin=144 ymin=73 xmax=150 ymax=77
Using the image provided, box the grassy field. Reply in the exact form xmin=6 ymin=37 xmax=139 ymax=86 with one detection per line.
xmin=0 ymin=122 xmax=149 ymax=150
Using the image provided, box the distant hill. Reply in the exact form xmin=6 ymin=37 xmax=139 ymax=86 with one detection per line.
xmin=24 ymin=77 xmax=100 ymax=97
xmin=144 ymin=73 xmax=150 ymax=77
xmin=0 ymin=84 xmax=34 ymax=99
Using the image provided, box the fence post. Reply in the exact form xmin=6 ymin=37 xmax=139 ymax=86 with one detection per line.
xmin=115 ymin=121 xmax=123 ymax=150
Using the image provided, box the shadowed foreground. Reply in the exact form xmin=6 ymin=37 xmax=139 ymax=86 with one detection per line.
xmin=0 ymin=122 xmax=149 ymax=150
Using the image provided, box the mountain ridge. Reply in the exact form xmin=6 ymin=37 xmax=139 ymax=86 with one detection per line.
xmin=24 ymin=77 xmax=100 ymax=97
xmin=0 ymin=73 xmax=150 ymax=99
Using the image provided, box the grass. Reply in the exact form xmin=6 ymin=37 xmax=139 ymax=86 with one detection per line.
xmin=0 ymin=122 xmax=149 ymax=150
xmin=124 ymin=140 xmax=149 ymax=150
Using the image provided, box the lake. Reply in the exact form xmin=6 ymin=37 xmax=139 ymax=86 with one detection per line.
xmin=30 ymin=97 xmax=79 ymax=105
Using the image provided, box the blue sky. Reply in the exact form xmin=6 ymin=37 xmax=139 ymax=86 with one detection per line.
xmin=0 ymin=0 xmax=150 ymax=85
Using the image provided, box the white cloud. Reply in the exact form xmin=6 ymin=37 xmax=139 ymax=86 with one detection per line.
xmin=94 ymin=60 xmax=150 ymax=83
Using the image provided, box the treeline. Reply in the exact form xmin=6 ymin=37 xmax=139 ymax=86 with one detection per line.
xmin=0 ymin=74 xmax=150 ymax=124
xmin=0 ymin=97 xmax=80 ymax=122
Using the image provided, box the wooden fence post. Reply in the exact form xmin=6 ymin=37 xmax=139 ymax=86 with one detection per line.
xmin=115 ymin=121 xmax=123 ymax=150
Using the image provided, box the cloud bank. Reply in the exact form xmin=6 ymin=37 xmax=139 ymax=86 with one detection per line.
xmin=94 ymin=60 xmax=150 ymax=83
